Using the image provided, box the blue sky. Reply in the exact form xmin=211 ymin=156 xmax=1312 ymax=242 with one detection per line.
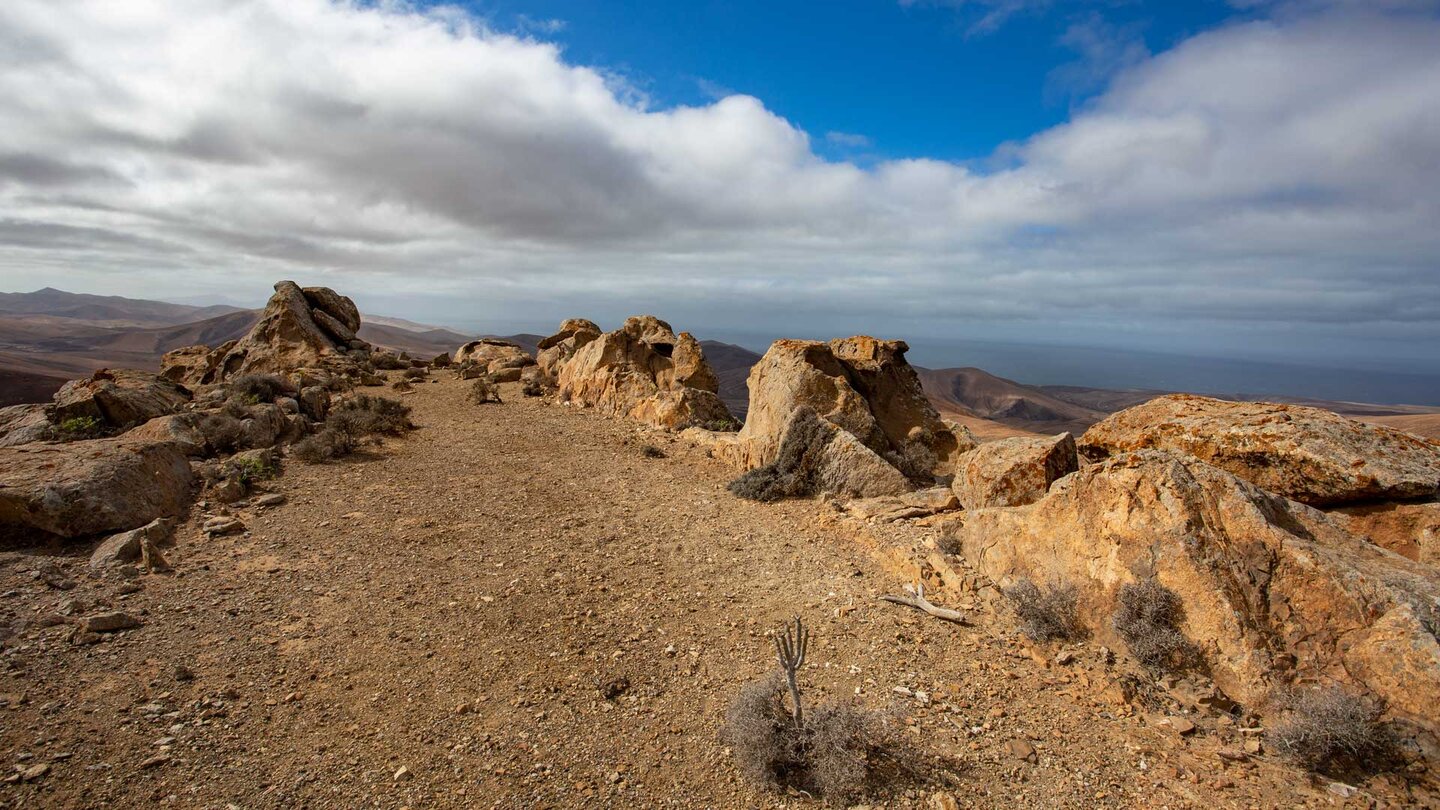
xmin=469 ymin=1 xmax=1233 ymax=162
xmin=1 ymin=0 xmax=1439 ymax=398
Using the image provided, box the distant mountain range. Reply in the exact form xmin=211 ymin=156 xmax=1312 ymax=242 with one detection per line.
xmin=3 ymin=288 xmax=1436 ymax=439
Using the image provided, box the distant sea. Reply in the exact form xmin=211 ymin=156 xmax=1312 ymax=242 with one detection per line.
xmin=703 ymin=331 xmax=1440 ymax=407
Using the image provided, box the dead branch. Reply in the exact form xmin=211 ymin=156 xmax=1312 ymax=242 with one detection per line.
xmin=879 ymin=581 xmax=969 ymax=625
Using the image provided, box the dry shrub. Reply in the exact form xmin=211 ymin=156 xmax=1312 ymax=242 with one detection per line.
xmin=401 ymin=367 xmax=428 ymax=380
xmin=721 ymin=674 xmax=897 ymax=805
xmin=729 ymin=408 xmax=834 ymax=502
xmin=1270 ymin=687 xmax=1400 ymax=774
xmin=1005 ymin=578 xmax=1082 ymax=642
xmin=521 ymin=379 xmax=544 ymax=397
xmin=221 ymin=398 xmax=252 ymax=420
xmin=468 ymin=379 xmax=502 ymax=405
xmin=199 ymin=412 xmax=246 ymax=455
xmin=292 ymin=394 xmax=411 ymax=463
xmin=291 ymin=428 xmax=355 ymax=463
xmin=329 ymin=394 xmax=413 ymax=436
xmin=228 ymin=373 xmax=290 ymax=404
xmin=641 ymin=445 xmax=666 ymax=459
xmin=1113 ymin=579 xmax=1199 ymax=672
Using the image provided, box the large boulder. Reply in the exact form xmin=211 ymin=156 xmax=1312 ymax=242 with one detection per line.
xmin=454 ymin=339 xmax=536 ymax=375
xmin=952 ymin=432 xmax=1078 ymax=508
xmin=720 ymin=337 xmax=970 ymax=485
xmin=1080 ymin=394 xmax=1440 ymax=506
xmin=0 ymin=438 xmax=195 ymax=541
xmin=161 ymin=281 xmax=369 ymax=385
xmin=946 ymin=450 xmax=1440 ymax=729
xmin=0 ymin=404 xmax=52 ymax=448
xmin=556 ymin=316 xmax=733 ymax=431
xmin=50 ymin=369 xmax=191 ymax=431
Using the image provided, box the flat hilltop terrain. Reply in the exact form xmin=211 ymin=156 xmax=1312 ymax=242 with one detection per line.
xmin=0 ymin=376 xmax=1388 ymax=808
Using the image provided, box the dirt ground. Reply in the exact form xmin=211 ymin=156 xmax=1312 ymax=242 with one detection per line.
xmin=1 ymin=377 xmax=1433 ymax=808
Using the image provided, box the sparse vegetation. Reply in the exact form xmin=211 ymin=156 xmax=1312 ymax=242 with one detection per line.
xmin=223 ymin=454 xmax=277 ymax=485
xmin=641 ymin=445 xmax=667 ymax=459
xmin=701 ymin=416 xmax=743 ymax=433
xmin=291 ymin=428 xmax=357 ymax=464
xmin=1113 ymin=579 xmax=1199 ymax=672
xmin=721 ymin=618 xmax=901 ymax=805
xmin=221 ymin=398 xmax=252 ymax=420
xmin=328 ymin=394 xmax=413 ymax=436
xmin=402 ymin=367 xmax=428 ymax=380
xmin=228 ymin=373 xmax=290 ymax=404
xmin=521 ymin=379 xmax=544 ymax=397
xmin=1005 ymin=578 xmax=1082 ymax=642
xmin=1270 ymin=687 xmax=1400 ymax=775
xmin=728 ymin=408 xmax=833 ymax=502
xmin=199 ymin=411 xmax=246 ymax=455
xmin=468 ymin=378 xmax=502 ymax=405
xmin=56 ymin=415 xmax=102 ymax=438
xmin=292 ymin=394 xmax=412 ymax=463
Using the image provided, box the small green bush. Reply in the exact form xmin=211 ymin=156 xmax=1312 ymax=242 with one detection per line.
xmin=223 ymin=455 xmax=277 ymax=484
xmin=57 ymin=415 xmax=102 ymax=436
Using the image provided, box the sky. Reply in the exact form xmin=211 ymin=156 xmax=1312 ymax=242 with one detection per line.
xmin=1 ymin=0 xmax=1439 ymax=382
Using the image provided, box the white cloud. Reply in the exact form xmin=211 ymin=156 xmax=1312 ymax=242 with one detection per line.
xmin=0 ymin=0 xmax=1436 ymax=362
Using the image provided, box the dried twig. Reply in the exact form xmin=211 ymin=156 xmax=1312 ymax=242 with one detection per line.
xmin=774 ymin=616 xmax=808 ymax=728
xmin=879 ymin=581 xmax=969 ymax=625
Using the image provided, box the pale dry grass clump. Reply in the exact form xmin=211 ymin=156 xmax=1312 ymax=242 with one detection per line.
xmin=1005 ymin=578 xmax=1082 ymax=642
xmin=468 ymin=379 xmax=503 ymax=405
xmin=1270 ymin=688 xmax=1400 ymax=774
xmin=1113 ymin=579 xmax=1199 ymax=672
xmin=228 ymin=373 xmax=291 ymax=404
xmin=292 ymin=394 xmax=412 ymax=463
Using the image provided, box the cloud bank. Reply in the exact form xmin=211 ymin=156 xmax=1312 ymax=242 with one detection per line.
xmin=0 ymin=1 xmax=1437 ymax=362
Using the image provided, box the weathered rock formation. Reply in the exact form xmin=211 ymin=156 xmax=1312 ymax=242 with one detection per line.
xmin=0 ymin=404 xmax=52 ymax=448
xmin=1080 ymin=394 xmax=1440 ymax=506
xmin=454 ymin=338 xmax=536 ymax=381
xmin=946 ymin=449 xmax=1440 ymax=729
xmin=555 ymin=316 xmax=733 ymax=431
xmin=161 ymin=281 xmax=370 ymax=386
xmin=710 ymin=337 xmax=972 ymax=496
xmin=51 ymin=368 xmax=192 ymax=431
xmin=1335 ymin=501 xmax=1440 ymax=566
xmin=535 ymin=318 xmax=601 ymax=380
xmin=0 ymin=439 xmax=195 ymax=541
xmin=952 ymin=432 xmax=1078 ymax=508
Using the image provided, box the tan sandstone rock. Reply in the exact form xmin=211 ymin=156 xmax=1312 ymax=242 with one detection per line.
xmin=946 ymin=449 xmax=1440 ymax=728
xmin=952 ymin=432 xmax=1078 ymax=508
xmin=161 ymin=281 xmax=368 ymax=385
xmin=1334 ymin=501 xmax=1440 ymax=565
xmin=1080 ymin=394 xmax=1440 ymax=506
xmin=722 ymin=337 xmax=971 ymax=484
xmin=535 ymin=318 xmax=602 ymax=380
xmin=0 ymin=438 xmax=196 ymax=541
xmin=454 ymin=338 xmax=536 ymax=375
xmin=556 ymin=316 xmax=732 ymax=431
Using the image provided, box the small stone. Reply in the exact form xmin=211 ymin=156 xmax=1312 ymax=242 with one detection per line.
xmin=20 ymin=763 xmax=49 ymax=781
xmin=173 ymin=664 xmax=195 ymax=682
xmin=600 ymin=677 xmax=629 ymax=700
xmin=255 ymin=493 xmax=287 ymax=508
xmin=140 ymin=753 xmax=170 ymax=769
xmin=1242 ymin=738 xmax=1262 ymax=755
xmin=202 ymin=516 xmax=245 ymax=536
xmin=393 ymin=766 xmax=412 ymax=782
xmin=930 ymin=793 xmax=960 ymax=810
xmin=81 ymin=611 xmax=142 ymax=633
xmin=1169 ymin=717 xmax=1197 ymax=736
xmin=1055 ymin=650 xmax=1076 ymax=666
xmin=1004 ymin=739 xmax=1038 ymax=763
